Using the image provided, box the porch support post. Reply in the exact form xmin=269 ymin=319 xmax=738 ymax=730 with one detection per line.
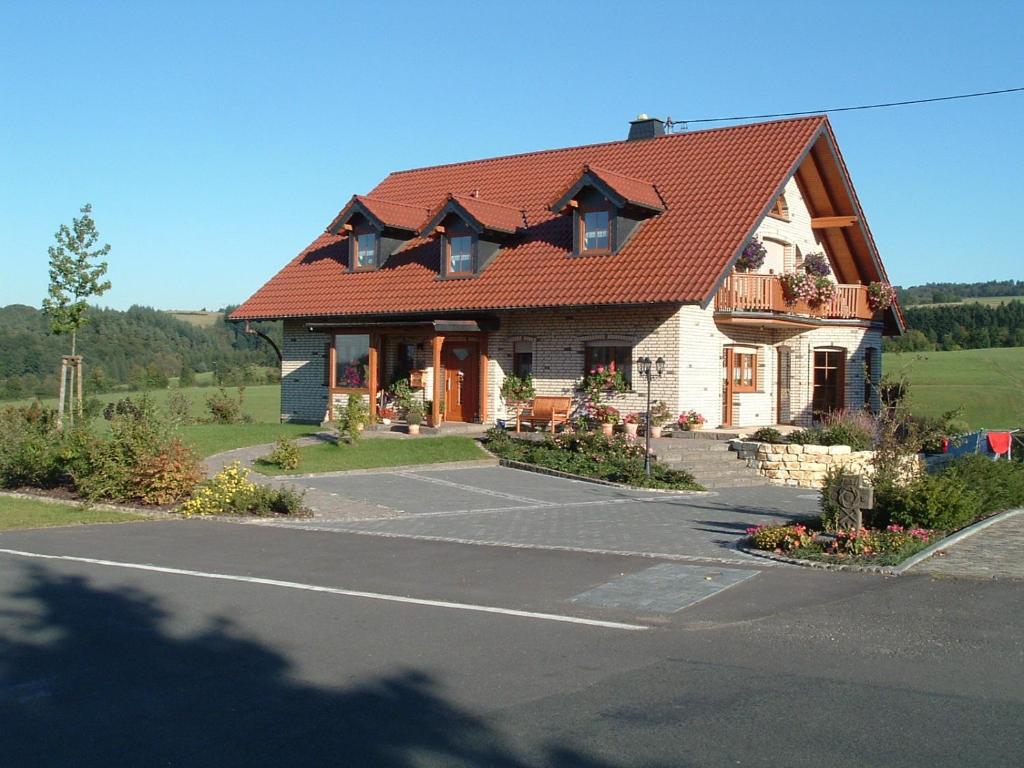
xmin=479 ymin=333 xmax=489 ymax=424
xmin=368 ymin=334 xmax=379 ymax=421
xmin=431 ymin=334 xmax=444 ymax=426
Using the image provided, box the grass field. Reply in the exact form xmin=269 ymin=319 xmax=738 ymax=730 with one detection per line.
xmin=0 ymin=495 xmax=147 ymax=531
xmin=913 ymin=296 xmax=1023 ymax=308
xmin=883 ymin=347 xmax=1024 ymax=428
xmin=255 ymin=436 xmax=487 ymax=475
xmin=167 ymin=310 xmax=223 ymax=327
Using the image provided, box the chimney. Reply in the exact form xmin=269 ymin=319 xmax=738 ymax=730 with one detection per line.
xmin=627 ymin=113 xmax=665 ymax=141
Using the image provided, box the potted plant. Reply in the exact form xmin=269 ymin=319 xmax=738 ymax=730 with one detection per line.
xmin=405 ymin=402 xmax=424 ymax=435
xmin=735 ymin=236 xmax=766 ymax=272
xmin=594 ymin=405 xmax=620 ymax=436
xmin=379 ymin=406 xmax=396 ymax=426
xmin=678 ymin=409 xmax=706 ymax=431
xmin=344 ymin=395 xmax=369 ymax=433
xmin=646 ymin=400 xmax=671 ymax=438
xmin=580 ymin=364 xmax=629 ymax=399
xmin=623 ymin=412 xmax=640 ymax=437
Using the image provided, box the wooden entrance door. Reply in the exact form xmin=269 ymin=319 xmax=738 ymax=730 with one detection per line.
xmin=443 ymin=342 xmax=479 ymax=422
xmin=722 ymin=348 xmax=735 ymax=427
xmin=777 ymin=346 xmax=792 ymax=425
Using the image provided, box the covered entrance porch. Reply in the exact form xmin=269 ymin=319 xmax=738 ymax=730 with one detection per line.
xmin=312 ymin=319 xmax=495 ymax=427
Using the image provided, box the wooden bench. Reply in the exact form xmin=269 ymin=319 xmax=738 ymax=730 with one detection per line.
xmin=516 ymin=396 xmax=572 ymax=433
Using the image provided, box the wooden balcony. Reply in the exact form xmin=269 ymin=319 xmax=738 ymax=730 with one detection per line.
xmin=714 ymin=273 xmax=875 ymax=326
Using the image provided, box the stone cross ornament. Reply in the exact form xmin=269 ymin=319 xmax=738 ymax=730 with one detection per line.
xmin=829 ymin=474 xmax=874 ymax=531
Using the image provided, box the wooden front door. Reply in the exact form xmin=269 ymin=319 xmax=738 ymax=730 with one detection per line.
xmin=722 ymin=348 xmax=735 ymax=427
xmin=443 ymin=342 xmax=479 ymax=422
xmin=777 ymin=346 xmax=792 ymax=425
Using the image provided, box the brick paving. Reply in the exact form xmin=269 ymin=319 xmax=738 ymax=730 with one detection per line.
xmin=914 ymin=511 xmax=1024 ymax=581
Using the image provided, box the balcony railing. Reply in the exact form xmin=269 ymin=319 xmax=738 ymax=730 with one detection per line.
xmin=715 ymin=273 xmax=874 ymax=321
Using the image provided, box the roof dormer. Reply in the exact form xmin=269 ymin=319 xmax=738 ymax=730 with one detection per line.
xmin=326 ymin=195 xmax=429 ymax=271
xmin=548 ymin=164 xmax=664 ymax=256
xmin=418 ymin=193 xmax=524 ymax=279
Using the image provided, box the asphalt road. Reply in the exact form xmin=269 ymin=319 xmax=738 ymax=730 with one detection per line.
xmin=1 ymin=519 xmax=1022 ymax=767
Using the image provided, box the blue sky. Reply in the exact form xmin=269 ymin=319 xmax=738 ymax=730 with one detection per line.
xmin=2 ymin=0 xmax=1022 ymax=311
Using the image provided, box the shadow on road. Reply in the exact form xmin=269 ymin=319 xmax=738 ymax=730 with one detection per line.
xmin=0 ymin=563 xmax=672 ymax=767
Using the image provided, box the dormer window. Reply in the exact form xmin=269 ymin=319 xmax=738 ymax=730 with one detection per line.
xmin=448 ymin=234 xmax=474 ymax=274
xmin=582 ymin=209 xmax=610 ymax=251
xmin=549 ymin=164 xmax=664 ymax=258
xmin=355 ymin=232 xmax=377 ymax=269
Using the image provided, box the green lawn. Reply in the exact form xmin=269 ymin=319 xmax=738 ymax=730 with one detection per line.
xmin=0 ymin=495 xmax=147 ymax=531
xmin=255 ymin=436 xmax=487 ymax=475
xmin=184 ymin=422 xmax=317 ymax=458
xmin=883 ymin=347 xmax=1024 ymax=428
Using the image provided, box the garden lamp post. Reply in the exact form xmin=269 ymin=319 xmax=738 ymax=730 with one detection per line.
xmin=637 ymin=355 xmax=666 ymax=475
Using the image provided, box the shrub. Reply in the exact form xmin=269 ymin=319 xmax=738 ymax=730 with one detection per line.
xmin=824 ymin=526 xmax=935 ymax=561
xmin=205 ymin=387 xmax=250 ymax=424
xmin=750 ymin=427 xmax=784 ymax=444
xmin=265 ymin=437 xmax=301 ymax=471
xmin=747 ymin=523 xmax=816 ymax=553
xmin=338 ymin=396 xmax=369 ymax=442
xmin=72 ymin=401 xmax=202 ymax=504
xmin=943 ymin=455 xmax=1024 ymax=516
xmin=500 ymin=374 xmax=535 ymax=409
xmin=0 ymin=404 xmax=66 ymax=488
xmin=887 ymin=472 xmax=982 ymax=532
xmin=646 ymin=400 xmax=672 ymax=428
xmin=406 ymin=402 xmax=424 ymax=426
xmin=165 ymin=391 xmax=193 ymax=427
xmin=485 ymin=429 xmax=699 ymax=490
xmin=182 ymin=463 xmax=306 ymax=516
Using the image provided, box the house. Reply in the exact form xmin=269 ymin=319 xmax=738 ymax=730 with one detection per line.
xmin=231 ymin=115 xmax=904 ymax=429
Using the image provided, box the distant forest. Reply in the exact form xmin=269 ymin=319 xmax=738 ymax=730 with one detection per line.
xmin=887 ymin=280 xmax=1024 ymax=353
xmin=896 ymin=279 xmax=1024 ymax=306
xmin=0 ymin=304 xmax=281 ymax=400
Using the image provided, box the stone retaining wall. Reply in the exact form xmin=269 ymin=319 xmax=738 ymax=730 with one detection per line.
xmin=731 ymin=441 xmax=874 ymax=489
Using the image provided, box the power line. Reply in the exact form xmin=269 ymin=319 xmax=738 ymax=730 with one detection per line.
xmin=669 ymin=86 xmax=1024 ymax=129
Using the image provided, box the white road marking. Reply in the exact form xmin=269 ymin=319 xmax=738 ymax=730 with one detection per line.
xmin=396 ymin=471 xmax=556 ymax=506
xmin=0 ymin=547 xmax=647 ymax=632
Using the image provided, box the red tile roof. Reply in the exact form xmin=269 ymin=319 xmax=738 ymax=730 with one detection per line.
xmin=421 ymin=193 xmax=525 ymax=236
xmin=327 ymin=195 xmax=430 ymax=234
xmin=232 ymin=117 xmax=827 ymax=320
xmin=550 ymin=164 xmax=664 ymax=212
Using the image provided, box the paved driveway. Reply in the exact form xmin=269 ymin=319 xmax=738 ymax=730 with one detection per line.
xmin=258 ymin=466 xmax=819 ymax=564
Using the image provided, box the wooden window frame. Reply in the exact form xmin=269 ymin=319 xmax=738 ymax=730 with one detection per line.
xmin=348 ymin=222 xmax=379 ymax=272
xmin=445 ymin=232 xmax=476 ymax=277
xmin=812 ymin=348 xmax=846 ymax=415
xmin=579 ymin=207 xmax=612 ymax=255
xmin=330 ymin=332 xmax=372 ymax=394
xmin=731 ymin=349 xmax=758 ymax=393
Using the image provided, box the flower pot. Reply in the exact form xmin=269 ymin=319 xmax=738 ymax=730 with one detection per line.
xmin=625 ymin=422 xmax=639 ymax=437
xmin=649 ymin=426 xmax=662 ymax=439
xmin=689 ymin=422 xmax=703 ymax=431
xmin=381 ymin=418 xmax=392 ymax=426
xmin=601 ymin=423 xmax=614 ymax=437
xmin=407 ymin=424 xmax=420 ymax=435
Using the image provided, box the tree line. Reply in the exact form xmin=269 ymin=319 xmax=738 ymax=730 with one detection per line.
xmin=0 ymin=304 xmax=281 ymax=400
xmin=897 ymin=279 xmax=1024 ymax=306
xmin=885 ymin=300 xmax=1024 ymax=352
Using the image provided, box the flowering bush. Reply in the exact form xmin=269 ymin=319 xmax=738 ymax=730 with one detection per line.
xmin=824 ymin=526 xmax=936 ymax=558
xmin=182 ymin=462 xmax=306 ymax=517
xmin=623 ymin=412 xmax=640 ymax=425
xmin=867 ymin=281 xmax=897 ymax=311
xmin=264 ymin=437 xmax=301 ymax=471
xmin=678 ymin=410 xmax=706 ymax=428
xmin=801 ymin=251 xmax=831 ymax=277
xmin=747 ymin=523 xmax=816 ymax=553
xmin=735 ymin=236 xmax=766 ymax=272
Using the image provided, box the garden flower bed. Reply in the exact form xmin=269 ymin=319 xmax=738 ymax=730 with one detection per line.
xmin=485 ymin=428 xmax=702 ymax=491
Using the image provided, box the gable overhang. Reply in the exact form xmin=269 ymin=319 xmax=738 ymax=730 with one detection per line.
xmin=700 ymin=117 xmax=905 ymax=336
xmin=326 ymin=196 xmax=425 ymax=236
xmin=548 ymin=166 xmax=665 ymax=214
xmin=418 ymin=195 xmax=520 ymax=238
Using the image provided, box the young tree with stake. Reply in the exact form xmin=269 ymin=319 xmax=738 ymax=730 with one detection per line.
xmin=42 ymin=203 xmax=112 ymax=425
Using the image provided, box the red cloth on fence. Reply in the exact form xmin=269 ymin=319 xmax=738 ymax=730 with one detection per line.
xmin=987 ymin=432 xmax=1011 ymax=455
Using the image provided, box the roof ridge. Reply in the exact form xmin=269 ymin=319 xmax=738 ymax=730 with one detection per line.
xmin=382 ymin=115 xmax=828 ymax=178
